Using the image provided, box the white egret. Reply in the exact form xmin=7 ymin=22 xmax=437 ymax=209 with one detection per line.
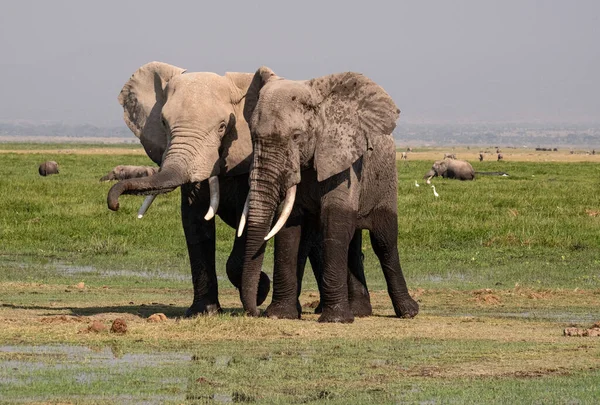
xmin=415 ymin=180 xmax=420 ymax=187
xmin=431 ymin=185 xmax=439 ymax=197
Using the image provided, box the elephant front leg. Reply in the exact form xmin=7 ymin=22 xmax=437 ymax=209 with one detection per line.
xmin=181 ymin=185 xmax=221 ymax=317
xmin=264 ymin=222 xmax=303 ymax=319
xmin=318 ymin=204 xmax=356 ymax=324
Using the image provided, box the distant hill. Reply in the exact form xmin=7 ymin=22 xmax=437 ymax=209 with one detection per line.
xmin=394 ymin=122 xmax=600 ymax=149
xmin=1 ymin=121 xmax=599 ymax=149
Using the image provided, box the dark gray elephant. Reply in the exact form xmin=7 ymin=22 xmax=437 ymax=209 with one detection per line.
xmin=238 ymin=67 xmax=418 ymax=323
xmin=106 ymin=62 xmax=369 ymax=317
xmin=424 ymin=159 xmax=475 ymax=183
xmin=100 ymin=165 xmax=158 ymax=182
xmin=39 ymin=161 xmax=59 ymax=176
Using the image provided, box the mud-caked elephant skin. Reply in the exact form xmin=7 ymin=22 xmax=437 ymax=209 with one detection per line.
xmin=100 ymin=165 xmax=157 ymax=182
xmin=38 ymin=161 xmax=59 ymax=176
xmin=424 ymin=160 xmax=475 ymax=181
xmin=107 ymin=62 xmax=370 ymax=318
xmin=239 ymin=66 xmax=419 ymax=323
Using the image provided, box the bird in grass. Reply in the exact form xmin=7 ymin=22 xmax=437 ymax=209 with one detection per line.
xmin=431 ymin=185 xmax=439 ymax=197
xmin=415 ymin=180 xmax=420 ymax=187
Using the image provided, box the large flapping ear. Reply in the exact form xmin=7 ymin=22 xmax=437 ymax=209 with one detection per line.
xmin=218 ymin=72 xmax=254 ymax=176
xmin=118 ymin=62 xmax=186 ymax=164
xmin=309 ymin=72 xmax=400 ymax=182
xmin=243 ymin=66 xmax=278 ymax=126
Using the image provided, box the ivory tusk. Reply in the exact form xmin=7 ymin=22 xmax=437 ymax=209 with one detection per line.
xmin=204 ymin=176 xmax=220 ymax=221
xmin=137 ymin=195 xmax=157 ymax=219
xmin=264 ymin=185 xmax=297 ymax=241
xmin=237 ymin=193 xmax=250 ymax=238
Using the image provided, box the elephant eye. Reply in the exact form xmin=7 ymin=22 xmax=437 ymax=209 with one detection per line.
xmin=218 ymin=122 xmax=227 ymax=134
xmin=292 ymin=131 xmax=302 ymax=141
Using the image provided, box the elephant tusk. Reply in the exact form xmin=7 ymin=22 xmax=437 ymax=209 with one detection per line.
xmin=204 ymin=176 xmax=220 ymax=221
xmin=426 ymin=176 xmax=433 ymax=185
xmin=137 ymin=195 xmax=157 ymax=219
xmin=237 ymin=193 xmax=250 ymax=238
xmin=264 ymin=185 xmax=296 ymax=241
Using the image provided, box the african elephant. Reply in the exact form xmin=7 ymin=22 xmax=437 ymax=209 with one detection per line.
xmin=100 ymin=165 xmax=157 ymax=182
xmin=424 ymin=159 xmax=474 ymax=183
xmin=238 ymin=67 xmax=419 ymax=323
xmin=443 ymin=153 xmax=456 ymax=160
xmin=39 ymin=161 xmax=59 ymax=176
xmin=106 ymin=62 xmax=369 ymax=317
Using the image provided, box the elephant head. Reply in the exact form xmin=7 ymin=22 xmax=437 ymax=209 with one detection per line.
xmin=239 ymin=66 xmax=399 ymax=315
xmin=424 ymin=160 xmax=448 ymax=181
xmin=107 ymin=62 xmax=254 ymax=217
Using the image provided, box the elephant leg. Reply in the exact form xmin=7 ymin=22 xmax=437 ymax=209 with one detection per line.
xmin=368 ymin=211 xmax=419 ymax=319
xmin=347 ymin=230 xmax=372 ymax=317
xmin=181 ymin=184 xmax=221 ymax=317
xmin=309 ymin=230 xmax=371 ymax=317
xmin=226 ymin=231 xmax=271 ymax=307
xmin=318 ymin=203 xmax=356 ymax=324
xmin=265 ymin=222 xmax=303 ymax=319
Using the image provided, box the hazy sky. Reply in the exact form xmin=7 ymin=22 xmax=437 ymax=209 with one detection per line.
xmin=1 ymin=1 xmax=598 ymax=126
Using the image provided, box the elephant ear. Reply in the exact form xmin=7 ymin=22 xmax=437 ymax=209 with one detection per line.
xmin=219 ymin=72 xmax=255 ymax=176
xmin=309 ymin=72 xmax=400 ymax=182
xmin=243 ymin=66 xmax=278 ymax=128
xmin=118 ymin=62 xmax=186 ymax=165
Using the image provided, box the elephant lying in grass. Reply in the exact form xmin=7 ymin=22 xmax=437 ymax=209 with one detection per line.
xmin=39 ymin=161 xmax=59 ymax=176
xmin=238 ymin=66 xmax=418 ymax=323
xmin=100 ymin=165 xmax=157 ymax=182
xmin=107 ymin=62 xmax=370 ymax=317
xmin=424 ymin=160 xmax=475 ymax=183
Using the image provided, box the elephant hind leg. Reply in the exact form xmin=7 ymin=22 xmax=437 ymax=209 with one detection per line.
xmin=347 ymin=230 xmax=372 ymax=317
xmin=368 ymin=210 xmax=419 ymax=319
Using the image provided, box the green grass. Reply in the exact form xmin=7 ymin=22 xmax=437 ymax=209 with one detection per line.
xmin=1 ymin=148 xmax=599 ymax=404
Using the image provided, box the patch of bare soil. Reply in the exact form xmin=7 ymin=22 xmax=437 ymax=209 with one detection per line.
xmin=303 ymin=300 xmax=320 ymax=309
xmin=585 ymin=209 xmax=600 ymax=217
xmin=40 ymin=315 xmax=87 ymax=324
xmin=472 ymin=289 xmax=502 ymax=306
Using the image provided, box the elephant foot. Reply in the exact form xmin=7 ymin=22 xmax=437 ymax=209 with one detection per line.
xmin=184 ymin=301 xmax=222 ymax=318
xmin=264 ymin=301 xmax=301 ymax=320
xmin=318 ymin=303 xmax=354 ymax=324
xmin=350 ymin=296 xmax=372 ymax=317
xmin=393 ymin=296 xmax=419 ymax=319
xmin=257 ymin=272 xmax=271 ymax=306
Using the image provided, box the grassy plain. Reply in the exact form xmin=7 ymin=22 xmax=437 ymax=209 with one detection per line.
xmin=0 ymin=145 xmax=599 ymax=404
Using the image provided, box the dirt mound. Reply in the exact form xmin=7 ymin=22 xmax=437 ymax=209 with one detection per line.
xmin=472 ymin=289 xmax=502 ymax=305
xmin=79 ymin=320 xmax=107 ymax=334
xmin=147 ymin=313 xmax=168 ymax=323
xmin=110 ymin=318 xmax=128 ymax=334
xmin=564 ymin=321 xmax=600 ymax=337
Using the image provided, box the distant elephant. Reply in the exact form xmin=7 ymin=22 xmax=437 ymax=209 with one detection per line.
xmin=497 ymin=153 xmax=504 ymax=161
xmin=100 ymin=165 xmax=157 ymax=182
xmin=238 ymin=66 xmax=418 ymax=323
xmin=443 ymin=153 xmax=456 ymax=160
xmin=479 ymin=153 xmax=484 ymax=162
xmin=106 ymin=62 xmax=369 ymax=317
xmin=39 ymin=161 xmax=59 ymax=176
xmin=424 ymin=159 xmax=475 ymax=183
xmin=400 ymin=151 xmax=408 ymax=160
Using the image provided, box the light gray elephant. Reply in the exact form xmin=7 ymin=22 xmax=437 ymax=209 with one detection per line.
xmin=424 ymin=159 xmax=475 ymax=183
xmin=106 ymin=62 xmax=369 ymax=317
xmin=238 ymin=67 xmax=418 ymax=323
xmin=443 ymin=153 xmax=456 ymax=160
xmin=100 ymin=165 xmax=157 ymax=182
xmin=39 ymin=161 xmax=59 ymax=176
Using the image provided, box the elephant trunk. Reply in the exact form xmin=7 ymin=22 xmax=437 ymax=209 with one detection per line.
xmin=423 ymin=169 xmax=436 ymax=180
xmin=240 ymin=163 xmax=285 ymax=316
xmin=107 ymin=166 xmax=186 ymax=211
